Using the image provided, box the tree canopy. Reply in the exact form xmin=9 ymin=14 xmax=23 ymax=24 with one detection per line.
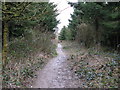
xmin=59 ymin=2 xmax=120 ymax=49
xmin=2 ymin=2 xmax=59 ymax=65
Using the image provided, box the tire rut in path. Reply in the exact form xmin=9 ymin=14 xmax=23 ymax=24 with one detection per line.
xmin=32 ymin=43 xmax=82 ymax=88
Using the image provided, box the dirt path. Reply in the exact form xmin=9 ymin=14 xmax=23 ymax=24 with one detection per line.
xmin=32 ymin=43 xmax=82 ymax=88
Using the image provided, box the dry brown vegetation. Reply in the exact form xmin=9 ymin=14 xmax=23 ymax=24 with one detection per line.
xmin=2 ymin=30 xmax=57 ymax=88
xmin=62 ymin=41 xmax=119 ymax=88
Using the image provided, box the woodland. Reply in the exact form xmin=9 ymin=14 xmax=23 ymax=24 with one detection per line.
xmin=1 ymin=1 xmax=120 ymax=88
xmin=2 ymin=2 xmax=59 ymax=87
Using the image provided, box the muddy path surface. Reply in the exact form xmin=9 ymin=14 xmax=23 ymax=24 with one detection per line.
xmin=32 ymin=43 xmax=82 ymax=88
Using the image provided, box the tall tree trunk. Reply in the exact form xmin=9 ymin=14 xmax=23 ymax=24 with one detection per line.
xmin=95 ymin=18 xmax=99 ymax=43
xmin=116 ymin=35 xmax=119 ymax=51
xmin=95 ymin=17 xmax=101 ymax=51
xmin=2 ymin=21 xmax=8 ymax=65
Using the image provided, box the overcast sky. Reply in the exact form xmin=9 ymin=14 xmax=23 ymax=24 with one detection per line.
xmin=49 ymin=0 xmax=78 ymax=33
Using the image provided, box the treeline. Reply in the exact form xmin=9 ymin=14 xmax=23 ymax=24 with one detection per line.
xmin=59 ymin=2 xmax=120 ymax=51
xmin=2 ymin=2 xmax=59 ymax=65
xmin=2 ymin=2 xmax=59 ymax=87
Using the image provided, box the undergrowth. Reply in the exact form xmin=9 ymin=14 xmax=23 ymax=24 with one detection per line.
xmin=67 ymin=43 xmax=119 ymax=88
xmin=2 ymin=29 xmax=57 ymax=88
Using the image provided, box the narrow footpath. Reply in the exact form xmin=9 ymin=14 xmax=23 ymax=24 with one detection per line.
xmin=32 ymin=43 xmax=83 ymax=88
